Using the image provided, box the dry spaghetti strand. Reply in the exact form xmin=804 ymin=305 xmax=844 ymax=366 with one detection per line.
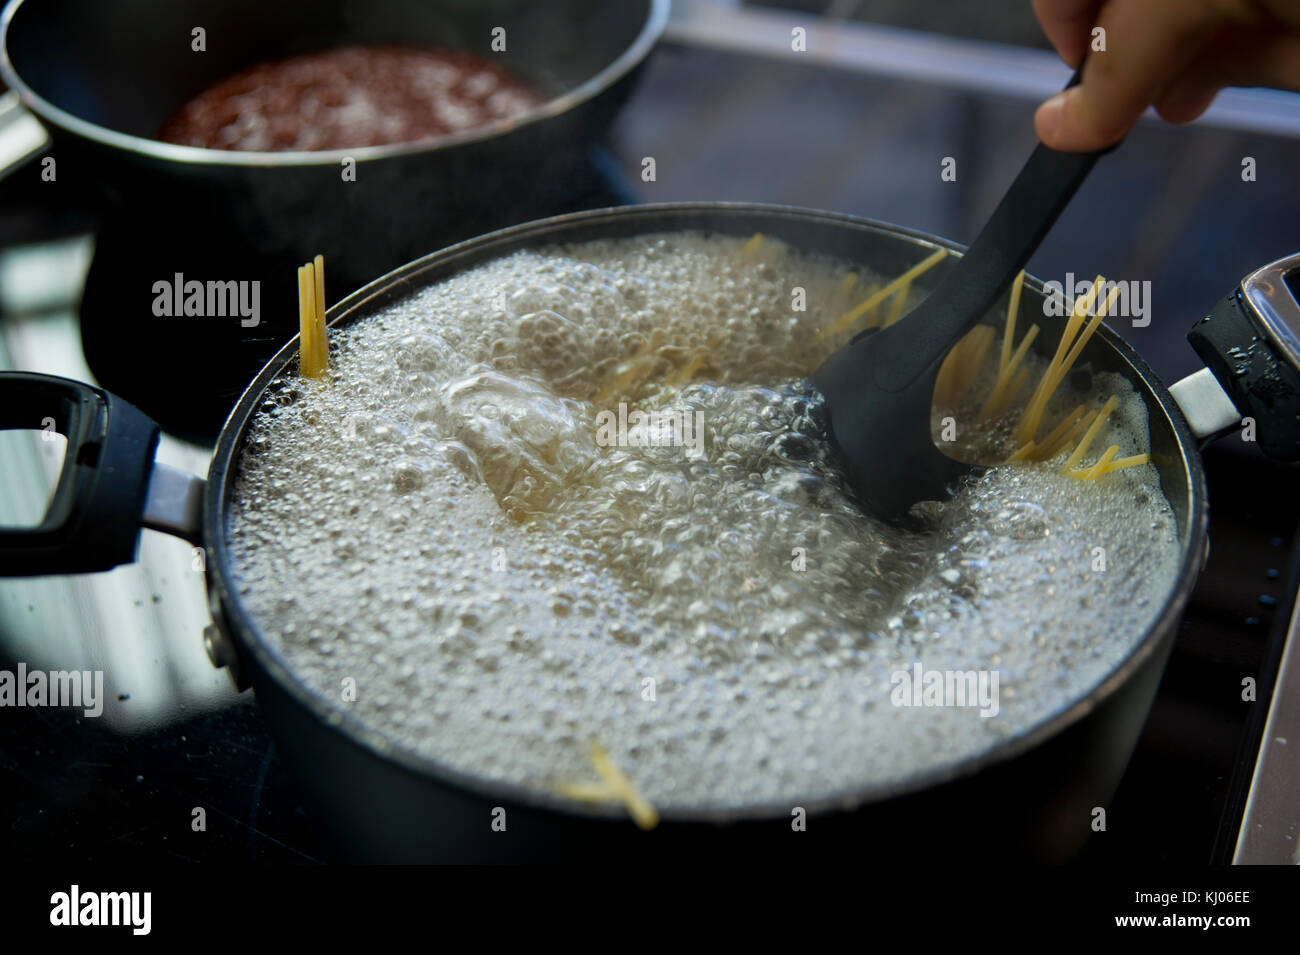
xmin=978 ymin=270 xmax=1036 ymax=421
xmin=1041 ymin=283 xmax=1122 ymax=402
xmin=820 ymin=247 xmax=948 ymax=341
xmin=1013 ymin=276 xmax=1102 ymax=446
xmin=1034 ymin=405 xmax=1094 ymax=461
xmin=1082 ymin=444 xmax=1120 ymax=480
xmin=1062 ymin=395 xmax=1119 ymax=475
xmin=298 ymin=256 xmax=329 ymax=379
xmin=1093 ymin=451 xmax=1151 ymax=476
xmin=980 ymin=323 xmax=1040 ymax=420
xmin=557 ymin=742 xmax=658 ymax=830
xmin=883 ymin=276 xmax=913 ymax=328
xmin=1000 ymin=269 xmax=1026 ymax=377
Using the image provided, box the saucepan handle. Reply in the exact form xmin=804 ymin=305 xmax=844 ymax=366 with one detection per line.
xmin=0 ymin=90 xmax=50 ymax=181
xmin=0 ymin=371 xmax=201 ymax=576
xmin=1172 ymin=252 xmax=1300 ymax=459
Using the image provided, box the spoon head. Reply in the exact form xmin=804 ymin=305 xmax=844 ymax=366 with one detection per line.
xmin=813 ymin=326 xmax=982 ymax=523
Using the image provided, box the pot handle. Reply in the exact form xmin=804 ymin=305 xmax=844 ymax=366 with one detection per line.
xmin=0 ymin=371 xmax=201 ymax=576
xmin=0 ymin=91 xmax=50 ymax=180
xmin=1172 ymin=252 xmax=1300 ymax=460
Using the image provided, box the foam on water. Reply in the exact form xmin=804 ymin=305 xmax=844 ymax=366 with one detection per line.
xmin=227 ymin=233 xmax=1182 ymax=810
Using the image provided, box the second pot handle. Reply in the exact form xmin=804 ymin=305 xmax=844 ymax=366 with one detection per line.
xmin=1179 ymin=252 xmax=1300 ymax=460
xmin=0 ymin=90 xmax=50 ymax=181
xmin=0 ymin=372 xmax=170 ymax=575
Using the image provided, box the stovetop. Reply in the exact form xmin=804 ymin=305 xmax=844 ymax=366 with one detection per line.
xmin=3 ymin=9 xmax=1300 ymax=865
xmin=0 ymin=445 xmax=1294 ymax=864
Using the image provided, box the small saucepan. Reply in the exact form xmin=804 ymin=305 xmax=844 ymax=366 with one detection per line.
xmin=0 ymin=0 xmax=669 ymax=431
xmin=2 ymin=204 xmax=1298 ymax=861
xmin=0 ymin=0 xmax=668 ymax=273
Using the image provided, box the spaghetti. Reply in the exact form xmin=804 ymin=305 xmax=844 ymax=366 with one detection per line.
xmin=298 ymin=255 xmax=329 ymax=379
xmin=819 ymin=247 xmax=949 ymax=341
xmin=558 ymin=742 xmax=659 ymax=830
xmin=817 ymin=257 xmax=1152 ymax=481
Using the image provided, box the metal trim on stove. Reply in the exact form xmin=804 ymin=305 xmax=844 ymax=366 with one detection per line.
xmin=1235 ymin=586 xmax=1300 ymax=864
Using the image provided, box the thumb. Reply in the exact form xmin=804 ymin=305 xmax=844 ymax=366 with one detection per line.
xmin=1034 ymin=85 xmax=1136 ymax=151
xmin=1035 ymin=0 xmax=1220 ymax=151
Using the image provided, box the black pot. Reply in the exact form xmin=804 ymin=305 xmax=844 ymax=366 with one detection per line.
xmin=4 ymin=204 xmax=1299 ymax=862
xmin=0 ymin=0 xmax=668 ymax=433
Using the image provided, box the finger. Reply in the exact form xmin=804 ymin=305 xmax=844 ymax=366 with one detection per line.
xmin=1152 ymin=77 xmax=1221 ymax=125
xmin=1035 ymin=0 xmax=1223 ymax=150
xmin=1032 ymin=0 xmax=1105 ymax=66
xmin=1234 ymin=0 xmax=1300 ymax=34
xmin=1208 ymin=29 xmax=1300 ymax=90
xmin=1152 ymin=27 xmax=1300 ymax=123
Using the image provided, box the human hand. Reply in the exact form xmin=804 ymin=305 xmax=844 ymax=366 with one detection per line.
xmin=1032 ymin=0 xmax=1300 ymax=150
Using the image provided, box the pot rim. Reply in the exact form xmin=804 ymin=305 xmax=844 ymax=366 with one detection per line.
xmin=204 ymin=201 xmax=1210 ymax=824
xmin=0 ymin=0 xmax=670 ymax=168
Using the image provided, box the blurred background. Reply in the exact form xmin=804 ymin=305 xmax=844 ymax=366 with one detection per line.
xmin=1 ymin=0 xmax=1297 ymax=864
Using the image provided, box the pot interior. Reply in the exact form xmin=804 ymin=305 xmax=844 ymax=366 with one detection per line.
xmin=206 ymin=203 xmax=1210 ymax=819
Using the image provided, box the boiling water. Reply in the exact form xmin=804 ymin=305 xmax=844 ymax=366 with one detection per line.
xmin=227 ymin=233 xmax=1182 ymax=811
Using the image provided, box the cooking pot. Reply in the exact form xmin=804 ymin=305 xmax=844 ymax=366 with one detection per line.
xmin=3 ymin=204 xmax=1298 ymax=862
xmin=0 ymin=0 xmax=669 ymax=433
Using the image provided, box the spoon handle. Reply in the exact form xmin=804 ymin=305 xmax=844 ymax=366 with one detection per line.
xmin=873 ymin=66 xmax=1113 ymax=392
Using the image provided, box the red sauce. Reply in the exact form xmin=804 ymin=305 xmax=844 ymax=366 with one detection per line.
xmin=158 ymin=45 xmax=546 ymax=151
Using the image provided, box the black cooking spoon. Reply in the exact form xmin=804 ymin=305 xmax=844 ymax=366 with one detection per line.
xmin=813 ymin=68 xmax=1112 ymax=521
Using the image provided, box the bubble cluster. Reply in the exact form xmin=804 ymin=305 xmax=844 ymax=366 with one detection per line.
xmin=227 ymin=233 xmax=1182 ymax=811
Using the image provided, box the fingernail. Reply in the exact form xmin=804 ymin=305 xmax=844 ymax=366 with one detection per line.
xmin=1037 ymin=92 xmax=1067 ymax=141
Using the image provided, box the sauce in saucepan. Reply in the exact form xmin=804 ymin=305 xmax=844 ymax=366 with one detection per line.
xmin=158 ymin=45 xmax=545 ymax=151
